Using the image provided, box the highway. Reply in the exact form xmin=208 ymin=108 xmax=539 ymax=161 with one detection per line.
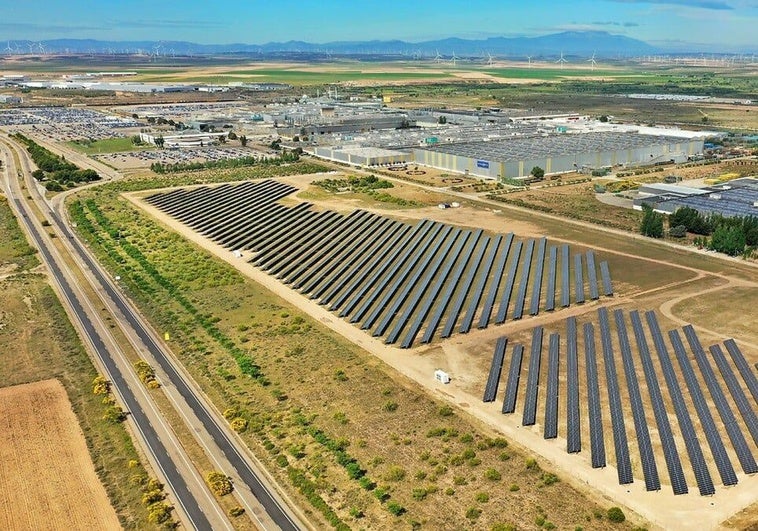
xmin=0 ymin=140 xmax=225 ymax=530
xmin=5 ymin=135 xmax=306 ymax=530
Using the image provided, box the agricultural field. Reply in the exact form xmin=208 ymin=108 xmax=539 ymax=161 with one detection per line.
xmin=0 ymin=196 xmax=160 ymax=529
xmin=67 ymin=167 xmax=642 ymax=530
xmin=0 ymin=380 xmax=121 ymax=530
xmin=67 ymin=137 xmax=152 ymax=155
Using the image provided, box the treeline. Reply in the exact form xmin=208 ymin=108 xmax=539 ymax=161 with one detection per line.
xmin=13 ymin=133 xmax=100 ymax=191
xmin=641 ymin=205 xmax=758 ymax=257
xmin=150 ymin=150 xmax=301 ymax=174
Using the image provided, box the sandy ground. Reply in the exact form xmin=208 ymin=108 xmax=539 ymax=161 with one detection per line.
xmin=0 ymin=379 xmax=121 ymax=531
xmin=127 ymin=181 xmax=758 ymax=531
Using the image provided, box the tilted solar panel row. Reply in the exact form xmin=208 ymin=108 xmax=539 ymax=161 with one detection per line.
xmin=404 ymin=231 xmax=472 ymax=348
xmin=574 ymin=254 xmax=585 ymax=304
xmin=512 ymin=239 xmax=535 ymax=320
xmin=683 ymin=326 xmax=757 ymax=475
xmin=384 ymin=227 xmax=460 ymax=342
xmin=440 ymin=236 xmax=492 ymax=338
xmin=724 ymin=339 xmax=758 ymax=404
xmin=477 ymin=233 xmax=514 ymax=329
xmin=322 ymin=223 xmax=411 ymax=307
xmin=560 ymin=244 xmax=571 ymax=308
xmin=708 ymin=344 xmax=758 ymax=447
xmin=544 ymin=332 xmax=560 ymax=440
xmin=630 ymin=311 xmax=687 ymax=495
xmin=483 ymin=337 xmax=508 ymax=403
xmin=502 ymin=344 xmax=525 ymax=414
xmin=614 ymin=310 xmax=659 ymax=491
xmin=460 ymin=235 xmax=503 ymax=333
xmin=586 ymin=251 xmax=600 ymax=301
xmin=600 ymin=260 xmax=614 ymax=296
xmin=359 ymin=222 xmax=445 ymax=329
xmin=493 ymin=240 xmax=523 ymax=325
xmin=598 ymin=307 xmax=633 ymax=484
xmin=583 ymin=322 xmax=606 ymax=468
xmin=645 ymin=311 xmax=714 ymax=496
xmin=566 ymin=317 xmax=581 ymax=453
xmin=420 ymin=230 xmax=483 ymax=343
xmin=669 ymin=329 xmax=737 ymax=486
xmin=522 ymin=326 xmax=544 ymax=426
xmin=529 ymin=237 xmax=548 ymax=316
xmin=545 ymin=246 xmax=558 ymax=312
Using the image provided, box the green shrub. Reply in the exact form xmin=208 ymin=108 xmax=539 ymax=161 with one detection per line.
xmin=382 ymin=400 xmax=399 ymax=412
xmin=385 ymin=466 xmax=406 ymax=482
xmin=387 ymin=501 xmax=405 ymax=516
xmin=475 ymin=492 xmax=490 ymax=503
xmin=466 ymin=507 xmax=482 ymax=520
xmin=607 ymin=507 xmax=626 ymax=523
xmin=509 ymin=484 xmax=520 ymax=492
xmin=438 ymin=405 xmax=454 ymax=417
xmin=485 ymin=468 xmax=501 ymax=481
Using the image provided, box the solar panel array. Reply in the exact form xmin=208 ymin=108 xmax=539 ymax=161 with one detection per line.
xmin=485 ymin=308 xmax=757 ymax=496
xmin=147 ymin=180 xmax=613 ymax=347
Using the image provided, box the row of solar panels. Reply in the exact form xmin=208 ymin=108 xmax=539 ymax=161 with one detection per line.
xmin=483 ymin=308 xmax=758 ymax=496
xmin=146 ymin=180 xmax=615 ymax=346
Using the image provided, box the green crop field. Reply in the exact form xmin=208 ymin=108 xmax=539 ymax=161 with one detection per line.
xmin=68 ymin=137 xmax=153 ymax=155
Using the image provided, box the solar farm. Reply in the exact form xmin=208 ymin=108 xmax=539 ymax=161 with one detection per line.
xmin=134 ymin=174 xmax=758 ymax=529
xmin=145 ymin=179 xmax=613 ymax=347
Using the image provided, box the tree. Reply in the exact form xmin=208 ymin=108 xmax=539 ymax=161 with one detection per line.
xmin=606 ymin=507 xmax=626 ymax=523
xmin=530 ymin=166 xmax=545 ymax=180
xmin=640 ymin=204 xmax=664 ymax=238
xmin=239 ymin=135 xmax=248 ymax=147
xmin=154 ymin=136 xmax=165 ymax=148
xmin=227 ymin=131 xmax=237 ymax=140
xmin=709 ymin=225 xmax=745 ymax=256
xmin=599 ymin=115 xmax=609 ymax=123
xmin=438 ymin=115 xmax=447 ymax=124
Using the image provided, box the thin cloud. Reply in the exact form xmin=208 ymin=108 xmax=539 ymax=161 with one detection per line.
xmin=0 ymin=22 xmax=103 ymax=33
xmin=609 ymin=0 xmax=734 ymax=9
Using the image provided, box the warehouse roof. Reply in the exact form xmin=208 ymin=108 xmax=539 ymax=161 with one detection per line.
xmin=417 ymin=132 xmax=697 ymax=162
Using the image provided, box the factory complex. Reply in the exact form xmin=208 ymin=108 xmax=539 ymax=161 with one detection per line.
xmin=637 ymin=178 xmax=758 ymax=219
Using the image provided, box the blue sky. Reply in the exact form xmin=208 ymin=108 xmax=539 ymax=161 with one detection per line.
xmin=0 ymin=0 xmax=756 ymax=49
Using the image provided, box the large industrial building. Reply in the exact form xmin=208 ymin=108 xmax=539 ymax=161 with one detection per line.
xmin=411 ymin=132 xmax=704 ymax=180
xmin=648 ymin=178 xmax=758 ymax=218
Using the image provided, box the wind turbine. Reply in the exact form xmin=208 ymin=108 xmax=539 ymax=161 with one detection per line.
xmin=450 ymin=51 xmax=458 ymax=66
xmin=38 ymin=42 xmax=46 ymax=55
xmin=434 ymin=49 xmax=442 ymax=63
xmin=526 ymin=55 xmax=533 ymax=68
xmin=487 ymin=52 xmax=495 ymax=66
xmin=27 ymin=42 xmax=34 ymax=55
xmin=588 ymin=51 xmax=597 ymax=71
xmin=556 ymin=51 xmax=568 ymax=69
xmin=5 ymin=41 xmax=12 ymax=55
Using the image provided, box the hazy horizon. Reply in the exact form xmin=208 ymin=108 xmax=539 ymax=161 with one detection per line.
xmin=0 ymin=0 xmax=756 ymax=51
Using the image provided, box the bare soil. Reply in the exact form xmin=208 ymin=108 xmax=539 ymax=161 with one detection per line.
xmin=0 ymin=379 xmax=121 ymax=531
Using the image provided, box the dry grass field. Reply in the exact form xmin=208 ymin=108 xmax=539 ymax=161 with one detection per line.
xmin=0 ymin=380 xmax=121 ymax=530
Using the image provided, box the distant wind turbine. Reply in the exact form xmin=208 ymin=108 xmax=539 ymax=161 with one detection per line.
xmin=526 ymin=55 xmax=533 ymax=67
xmin=487 ymin=52 xmax=495 ymax=66
xmin=450 ymin=51 xmax=458 ymax=66
xmin=588 ymin=52 xmax=597 ymax=71
xmin=434 ymin=49 xmax=442 ymax=63
xmin=556 ymin=51 xmax=568 ymax=69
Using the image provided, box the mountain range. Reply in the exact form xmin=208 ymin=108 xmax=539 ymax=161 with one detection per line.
xmin=3 ymin=31 xmax=661 ymax=58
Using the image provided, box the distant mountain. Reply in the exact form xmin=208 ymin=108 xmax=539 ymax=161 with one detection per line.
xmin=2 ymin=31 xmax=658 ymax=58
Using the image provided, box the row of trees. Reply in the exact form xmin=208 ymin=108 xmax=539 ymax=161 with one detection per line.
xmin=641 ymin=204 xmax=758 ymax=257
xmin=13 ymin=133 xmax=100 ymax=190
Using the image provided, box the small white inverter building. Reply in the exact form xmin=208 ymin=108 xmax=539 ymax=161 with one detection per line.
xmin=434 ymin=369 xmax=451 ymax=384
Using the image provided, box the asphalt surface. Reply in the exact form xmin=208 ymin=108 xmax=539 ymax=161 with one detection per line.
xmin=55 ymin=204 xmax=300 ymax=531
xmin=4 ymin=173 xmax=212 ymax=529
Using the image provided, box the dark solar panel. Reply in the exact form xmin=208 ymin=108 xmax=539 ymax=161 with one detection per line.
xmin=566 ymin=317 xmax=581 ymax=453
xmin=545 ymin=246 xmax=558 ymax=312
xmin=583 ymin=322 xmax=606 ymax=468
xmin=573 ymin=254 xmax=585 ymax=304
xmin=502 ymin=344 xmax=524 ymax=414
xmin=493 ymin=241 xmax=523 ymax=324
xmin=477 ymin=233 xmax=514 ymax=329
xmin=512 ymin=239 xmax=535 ymax=320
xmin=560 ymin=244 xmax=571 ymax=307
xmin=401 ymin=231 xmax=472 ymax=348
xmin=645 ymin=311 xmax=714 ymax=496
xmin=683 ymin=326 xmax=757 ymax=475
xmin=529 ymin=237 xmax=548 ymax=316
xmin=460 ymin=235 xmax=503 ymax=333
xmin=440 ymin=236 xmax=492 ymax=338
xmin=544 ymin=332 xmax=560 ymax=439
xmin=724 ymin=339 xmax=758 ymax=404
xmin=669 ymin=329 xmax=737 ymax=486
xmin=483 ymin=337 xmax=508 ymax=403
xmin=598 ymin=307 xmax=632 ymax=485
xmin=630 ymin=311 xmax=687 ymax=495
xmin=708 ymin=344 xmax=758 ymax=447
xmin=614 ymin=310 xmax=660 ymax=491
xmin=600 ymin=261 xmax=614 ymax=296
xmin=522 ymin=326 xmax=543 ymax=426
xmin=586 ymin=251 xmax=600 ymax=300
xmin=420 ymin=230 xmax=483 ymax=343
